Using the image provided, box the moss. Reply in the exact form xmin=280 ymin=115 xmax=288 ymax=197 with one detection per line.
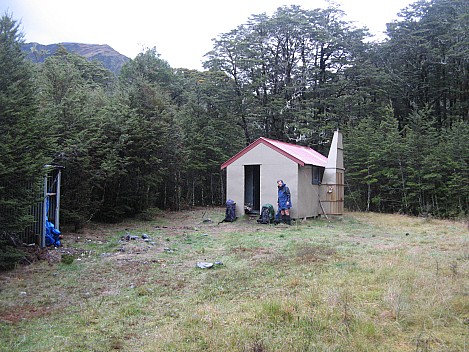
xmin=60 ymin=253 xmax=75 ymax=265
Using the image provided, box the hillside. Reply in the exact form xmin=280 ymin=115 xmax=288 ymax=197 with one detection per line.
xmin=22 ymin=42 xmax=130 ymax=74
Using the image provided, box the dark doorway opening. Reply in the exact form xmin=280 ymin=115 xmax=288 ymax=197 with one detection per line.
xmin=244 ymin=165 xmax=260 ymax=213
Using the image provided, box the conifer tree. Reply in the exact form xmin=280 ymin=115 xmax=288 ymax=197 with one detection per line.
xmin=0 ymin=13 xmax=51 ymax=234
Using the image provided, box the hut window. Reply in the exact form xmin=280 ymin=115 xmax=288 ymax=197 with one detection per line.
xmin=312 ymin=166 xmax=324 ymax=185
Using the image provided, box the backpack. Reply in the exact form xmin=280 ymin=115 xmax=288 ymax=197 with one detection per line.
xmin=257 ymin=204 xmax=275 ymax=224
xmin=223 ymin=199 xmax=236 ymax=222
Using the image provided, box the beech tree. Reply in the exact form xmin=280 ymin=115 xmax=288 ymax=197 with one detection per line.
xmin=380 ymin=0 xmax=469 ymax=128
xmin=119 ymin=48 xmax=184 ymax=211
xmin=204 ymin=5 xmax=372 ymax=150
xmin=36 ymin=49 xmax=119 ymax=226
xmin=174 ymin=69 xmax=243 ymax=206
xmin=0 ymin=13 xmax=52 ymax=234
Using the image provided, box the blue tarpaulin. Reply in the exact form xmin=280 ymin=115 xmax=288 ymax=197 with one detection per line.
xmin=45 ymin=196 xmax=61 ymax=247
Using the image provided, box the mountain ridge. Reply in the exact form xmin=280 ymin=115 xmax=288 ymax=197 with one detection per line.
xmin=21 ymin=42 xmax=130 ymax=74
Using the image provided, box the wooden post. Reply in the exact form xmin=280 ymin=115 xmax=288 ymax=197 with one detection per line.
xmin=41 ymin=174 xmax=48 ymax=248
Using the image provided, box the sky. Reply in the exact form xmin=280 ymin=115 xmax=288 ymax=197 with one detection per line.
xmin=2 ymin=0 xmax=415 ymax=70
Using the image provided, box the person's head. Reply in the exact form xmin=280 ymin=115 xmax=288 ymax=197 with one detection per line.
xmin=277 ymin=180 xmax=284 ymax=188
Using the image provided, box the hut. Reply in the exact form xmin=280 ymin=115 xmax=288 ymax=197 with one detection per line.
xmin=220 ymin=130 xmax=344 ymax=219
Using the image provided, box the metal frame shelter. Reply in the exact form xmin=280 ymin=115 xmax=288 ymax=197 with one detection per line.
xmin=40 ymin=165 xmax=64 ymax=247
xmin=19 ymin=165 xmax=64 ymax=247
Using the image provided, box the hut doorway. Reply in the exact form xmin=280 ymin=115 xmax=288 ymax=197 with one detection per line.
xmin=244 ymin=165 xmax=260 ymax=213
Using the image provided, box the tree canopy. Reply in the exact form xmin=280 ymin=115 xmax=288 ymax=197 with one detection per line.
xmin=0 ymin=13 xmax=53 ymax=233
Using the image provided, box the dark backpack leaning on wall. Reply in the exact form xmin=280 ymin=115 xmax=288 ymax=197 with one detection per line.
xmin=223 ymin=199 xmax=237 ymax=222
xmin=257 ymin=204 xmax=275 ymax=224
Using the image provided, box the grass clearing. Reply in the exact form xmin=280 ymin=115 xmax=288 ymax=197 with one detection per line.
xmin=0 ymin=209 xmax=467 ymax=351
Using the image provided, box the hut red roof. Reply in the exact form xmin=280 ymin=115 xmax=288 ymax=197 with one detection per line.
xmin=220 ymin=137 xmax=328 ymax=169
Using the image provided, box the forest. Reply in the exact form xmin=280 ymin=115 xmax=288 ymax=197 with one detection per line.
xmin=1 ymin=0 xmax=468 ymax=236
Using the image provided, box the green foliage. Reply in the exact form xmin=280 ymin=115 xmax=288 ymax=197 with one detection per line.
xmin=60 ymin=253 xmax=74 ymax=265
xmin=204 ymin=5 xmax=372 ymax=148
xmin=0 ymin=238 xmax=25 ymax=271
xmin=381 ymin=0 xmax=469 ymax=129
xmin=0 ymin=13 xmax=52 ymax=234
xmin=343 ymin=0 xmax=469 ymax=217
xmin=36 ymin=50 xmax=119 ymax=224
xmin=118 ymin=49 xmax=184 ymax=212
xmin=345 ymin=104 xmax=468 ymax=217
xmin=174 ymin=69 xmax=243 ymax=206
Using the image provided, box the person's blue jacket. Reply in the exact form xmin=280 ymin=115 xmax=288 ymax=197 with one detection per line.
xmin=277 ymin=182 xmax=291 ymax=209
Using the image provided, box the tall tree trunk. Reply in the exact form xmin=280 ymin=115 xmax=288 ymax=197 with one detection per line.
xmin=366 ymin=168 xmax=371 ymax=212
xmin=220 ymin=172 xmax=225 ymax=204
xmin=192 ymin=179 xmax=195 ymax=206
xmin=399 ymin=159 xmax=408 ymax=212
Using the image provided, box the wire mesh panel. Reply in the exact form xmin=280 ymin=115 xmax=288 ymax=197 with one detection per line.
xmin=17 ymin=166 xmax=63 ymax=245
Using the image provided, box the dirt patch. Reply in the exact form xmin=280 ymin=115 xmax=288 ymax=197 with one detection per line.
xmin=0 ymin=304 xmax=54 ymax=324
xmin=295 ymin=245 xmax=337 ymax=264
xmin=5 ymin=245 xmax=63 ymax=267
xmin=231 ymin=246 xmax=274 ymax=258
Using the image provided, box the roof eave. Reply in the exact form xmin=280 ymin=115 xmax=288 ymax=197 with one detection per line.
xmin=220 ymin=138 xmax=263 ymax=169
xmin=220 ymin=137 xmax=327 ymax=169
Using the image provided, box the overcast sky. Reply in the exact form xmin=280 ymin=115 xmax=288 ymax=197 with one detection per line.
xmin=2 ymin=0 xmax=415 ymax=70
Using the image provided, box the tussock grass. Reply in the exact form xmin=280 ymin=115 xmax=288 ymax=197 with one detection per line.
xmin=0 ymin=209 xmax=467 ymax=351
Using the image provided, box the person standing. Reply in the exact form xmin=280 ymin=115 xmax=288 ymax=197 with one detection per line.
xmin=277 ymin=180 xmax=292 ymax=225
